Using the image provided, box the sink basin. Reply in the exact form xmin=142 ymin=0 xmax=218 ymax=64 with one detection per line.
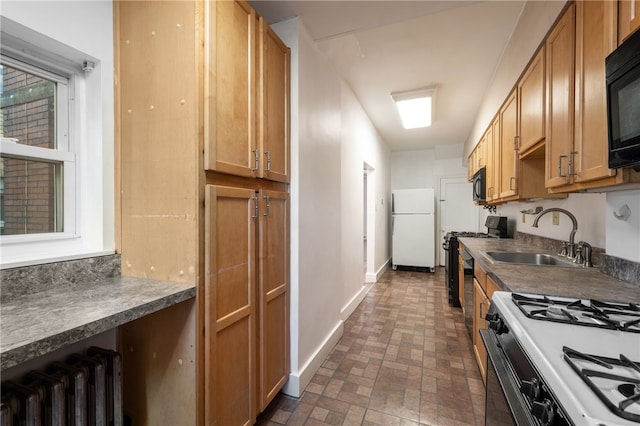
xmin=483 ymin=251 xmax=578 ymax=267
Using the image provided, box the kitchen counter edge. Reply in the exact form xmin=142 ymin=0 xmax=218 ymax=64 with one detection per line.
xmin=458 ymin=237 xmax=640 ymax=303
xmin=1 ymin=276 xmax=196 ymax=370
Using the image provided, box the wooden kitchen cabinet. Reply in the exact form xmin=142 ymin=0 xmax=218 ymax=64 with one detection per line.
xmin=116 ymin=1 xmax=290 ymax=424
xmin=619 ymin=0 xmax=640 ymax=42
xmin=458 ymin=251 xmax=465 ymax=312
xmin=486 ymin=116 xmax=501 ymax=203
xmin=205 ymin=0 xmax=257 ymax=178
xmin=259 ymin=19 xmax=290 ymax=183
xmin=499 ymin=90 xmax=518 ymax=200
xmin=205 ymin=185 xmax=290 ymax=423
xmin=546 ymin=3 xmax=576 ymax=189
xmin=258 ymin=189 xmax=289 ymax=411
xmin=205 ymin=2 xmax=290 ymax=183
xmin=518 ymin=46 xmax=546 ymax=156
xmin=473 ymin=278 xmax=489 ymax=383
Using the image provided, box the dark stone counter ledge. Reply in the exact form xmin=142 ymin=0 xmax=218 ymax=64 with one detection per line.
xmin=458 ymin=237 xmax=640 ymax=303
xmin=1 ymin=276 xmax=196 ymax=370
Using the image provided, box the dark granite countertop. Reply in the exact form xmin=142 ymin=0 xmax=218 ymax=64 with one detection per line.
xmin=1 ymin=276 xmax=195 ymax=370
xmin=458 ymin=237 xmax=640 ymax=303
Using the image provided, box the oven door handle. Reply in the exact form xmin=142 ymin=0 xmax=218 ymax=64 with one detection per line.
xmin=480 ymin=330 xmax=538 ymax=425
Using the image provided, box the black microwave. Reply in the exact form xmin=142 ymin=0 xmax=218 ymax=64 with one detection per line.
xmin=606 ymin=29 xmax=640 ymax=170
xmin=472 ymin=167 xmax=486 ymax=202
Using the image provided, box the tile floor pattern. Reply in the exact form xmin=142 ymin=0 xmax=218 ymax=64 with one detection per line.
xmin=257 ymin=267 xmax=486 ymax=426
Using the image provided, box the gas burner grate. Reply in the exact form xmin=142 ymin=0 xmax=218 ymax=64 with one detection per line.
xmin=511 ymin=293 xmax=640 ymax=333
xmin=563 ymin=346 xmax=640 ymax=423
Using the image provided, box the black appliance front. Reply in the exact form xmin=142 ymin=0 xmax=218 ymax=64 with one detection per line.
xmin=473 ymin=167 xmax=486 ymax=202
xmin=606 ymin=27 xmax=640 ymax=170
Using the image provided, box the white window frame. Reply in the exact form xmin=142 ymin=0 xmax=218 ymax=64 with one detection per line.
xmin=0 ymin=54 xmax=78 ymax=243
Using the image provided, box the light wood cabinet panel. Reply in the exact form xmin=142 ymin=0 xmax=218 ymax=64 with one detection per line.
xmin=258 ymin=19 xmax=290 ymax=183
xmin=487 ymin=117 xmax=501 ymax=202
xmin=458 ymin=252 xmax=465 ymax=313
xmin=499 ymin=90 xmax=518 ymax=199
xmin=258 ymin=189 xmax=289 ymax=411
xmin=518 ymin=47 xmax=546 ymax=155
xmin=205 ymin=0 xmax=257 ymax=177
xmin=573 ymin=0 xmax=618 ymax=184
xmin=473 ymin=278 xmax=489 ymax=383
xmin=619 ymin=0 xmax=640 ymax=42
xmin=205 ymin=185 xmax=257 ymax=426
xmin=546 ymin=3 xmax=576 ymax=189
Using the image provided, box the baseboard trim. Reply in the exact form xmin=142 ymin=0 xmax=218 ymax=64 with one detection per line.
xmin=341 ymin=282 xmax=374 ymax=321
xmin=281 ymin=321 xmax=344 ymax=398
xmin=365 ymin=258 xmax=389 ymax=283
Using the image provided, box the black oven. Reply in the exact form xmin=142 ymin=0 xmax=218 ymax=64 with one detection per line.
xmin=606 ymin=28 xmax=640 ymax=170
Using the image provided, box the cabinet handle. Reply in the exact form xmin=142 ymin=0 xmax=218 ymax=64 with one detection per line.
xmin=558 ymin=155 xmax=568 ymax=178
xmin=263 ymin=195 xmax=270 ymax=216
xmin=252 ymin=196 xmax=258 ymax=219
xmin=252 ymin=149 xmax=259 ymax=172
xmin=479 ymin=301 xmax=486 ymax=319
xmin=265 ymin=151 xmax=271 ymax=172
xmin=514 ymin=136 xmax=520 ymax=151
xmin=510 ymin=176 xmax=517 ymax=190
xmin=568 ymin=151 xmax=578 ymax=176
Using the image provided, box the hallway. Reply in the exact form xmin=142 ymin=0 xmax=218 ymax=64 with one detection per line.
xmin=257 ymin=268 xmax=486 ymax=425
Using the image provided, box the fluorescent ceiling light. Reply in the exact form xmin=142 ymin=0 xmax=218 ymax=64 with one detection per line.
xmin=391 ymin=87 xmax=436 ymax=129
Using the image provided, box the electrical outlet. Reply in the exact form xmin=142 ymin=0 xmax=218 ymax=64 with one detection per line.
xmin=552 ymin=211 xmax=560 ymax=225
xmin=522 ymin=213 xmax=526 ymax=223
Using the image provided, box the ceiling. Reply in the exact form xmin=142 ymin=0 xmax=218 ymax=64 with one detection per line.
xmin=250 ymin=0 xmax=526 ymax=152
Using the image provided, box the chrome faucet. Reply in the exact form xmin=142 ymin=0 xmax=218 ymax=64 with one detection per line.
xmin=531 ymin=208 xmax=578 ymax=259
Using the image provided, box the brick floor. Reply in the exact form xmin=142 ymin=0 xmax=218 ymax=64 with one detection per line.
xmin=257 ymin=267 xmax=485 ymax=425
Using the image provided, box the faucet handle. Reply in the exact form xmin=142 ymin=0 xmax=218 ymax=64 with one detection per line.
xmin=573 ymin=244 xmax=583 ymax=265
xmin=559 ymin=241 xmax=568 ymax=257
xmin=579 ymin=241 xmax=593 ymax=268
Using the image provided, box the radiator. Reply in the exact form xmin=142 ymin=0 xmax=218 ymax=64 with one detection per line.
xmin=1 ymin=347 xmax=122 ymax=426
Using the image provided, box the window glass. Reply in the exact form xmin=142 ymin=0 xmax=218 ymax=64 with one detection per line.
xmin=0 ymin=61 xmax=66 ymax=236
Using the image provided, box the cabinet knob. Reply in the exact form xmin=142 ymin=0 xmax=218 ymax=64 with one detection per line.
xmin=531 ymin=399 xmax=555 ymax=425
xmin=520 ymin=378 xmax=541 ymax=401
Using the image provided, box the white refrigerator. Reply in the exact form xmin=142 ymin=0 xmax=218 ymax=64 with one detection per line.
xmin=391 ymin=188 xmax=435 ymax=271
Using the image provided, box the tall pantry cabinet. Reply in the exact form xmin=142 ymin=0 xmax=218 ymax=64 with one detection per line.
xmin=115 ymin=1 xmax=290 ymax=425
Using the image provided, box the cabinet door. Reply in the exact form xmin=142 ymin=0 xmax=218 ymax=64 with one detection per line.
xmin=546 ymin=4 xmax=575 ymax=188
xmin=499 ymin=90 xmax=518 ymax=199
xmin=205 ymin=1 xmax=257 ymax=177
xmin=205 ymin=185 xmax=257 ymax=426
xmin=458 ymin=253 xmax=465 ymax=312
xmin=518 ymin=47 xmax=546 ymax=154
xmin=619 ymin=0 xmax=640 ymax=43
xmin=258 ymin=189 xmax=289 ymax=410
xmin=574 ymin=0 xmax=617 ymax=183
xmin=473 ymin=278 xmax=489 ymax=383
xmin=258 ymin=19 xmax=290 ymax=183
xmin=487 ymin=117 xmax=500 ymax=202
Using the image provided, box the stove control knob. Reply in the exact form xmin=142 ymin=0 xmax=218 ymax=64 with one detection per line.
xmin=488 ymin=317 xmax=507 ymax=335
xmin=531 ymin=399 xmax=555 ymax=425
xmin=485 ymin=312 xmax=499 ymax=322
xmin=520 ymin=378 xmax=540 ymax=401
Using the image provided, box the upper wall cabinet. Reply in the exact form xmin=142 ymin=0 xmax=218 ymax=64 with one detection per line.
xmin=619 ymin=0 xmax=640 ymax=42
xmin=205 ymin=1 xmax=257 ymax=177
xmin=205 ymin=1 xmax=290 ymax=183
xmin=258 ymin=19 xmax=290 ymax=183
xmin=545 ymin=3 xmax=576 ymax=189
xmin=517 ymin=47 xmax=546 ymax=155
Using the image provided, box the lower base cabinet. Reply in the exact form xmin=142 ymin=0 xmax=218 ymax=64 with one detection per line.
xmin=472 ymin=267 xmax=499 ymax=383
xmin=205 ymin=185 xmax=289 ymax=425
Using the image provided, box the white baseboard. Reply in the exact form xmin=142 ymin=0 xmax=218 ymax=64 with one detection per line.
xmin=341 ymin=282 xmax=373 ymax=321
xmin=365 ymin=258 xmax=390 ymax=283
xmin=281 ymin=321 xmax=344 ymax=398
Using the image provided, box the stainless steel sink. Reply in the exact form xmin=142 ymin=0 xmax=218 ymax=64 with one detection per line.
xmin=482 ymin=251 xmax=578 ymax=267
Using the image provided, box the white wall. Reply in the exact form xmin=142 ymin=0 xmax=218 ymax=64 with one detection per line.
xmin=2 ymin=1 xmax=115 ymax=265
xmin=273 ymin=18 xmax=392 ymax=397
xmin=465 ymin=1 xmax=566 ymax=159
xmin=341 ymin=82 xmax=391 ymax=306
xmin=606 ymin=190 xmax=640 ymax=262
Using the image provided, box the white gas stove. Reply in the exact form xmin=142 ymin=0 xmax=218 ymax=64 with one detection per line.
xmin=485 ymin=291 xmax=640 ymax=425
